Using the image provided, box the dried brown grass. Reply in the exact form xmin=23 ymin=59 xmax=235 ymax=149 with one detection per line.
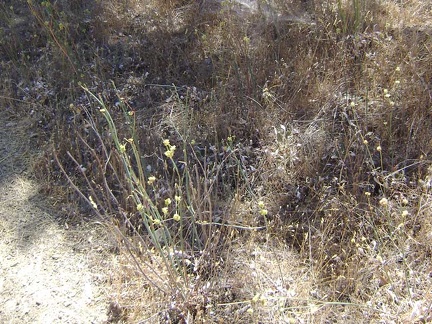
xmin=2 ymin=0 xmax=432 ymax=322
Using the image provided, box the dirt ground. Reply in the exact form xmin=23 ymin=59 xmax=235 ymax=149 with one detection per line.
xmin=0 ymin=111 xmax=114 ymax=323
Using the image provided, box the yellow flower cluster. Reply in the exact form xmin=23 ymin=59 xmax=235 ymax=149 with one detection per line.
xmin=147 ymin=176 xmax=156 ymax=185
xmin=258 ymin=201 xmax=268 ymax=216
xmin=163 ymin=139 xmax=176 ymax=158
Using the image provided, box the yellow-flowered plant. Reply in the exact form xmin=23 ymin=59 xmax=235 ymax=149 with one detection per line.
xmin=79 ymin=84 xmax=223 ymax=294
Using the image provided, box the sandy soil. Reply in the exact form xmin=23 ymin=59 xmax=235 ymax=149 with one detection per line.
xmin=0 ymin=112 xmax=114 ymax=323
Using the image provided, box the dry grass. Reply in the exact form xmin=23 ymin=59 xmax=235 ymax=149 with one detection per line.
xmin=1 ymin=0 xmax=432 ymax=322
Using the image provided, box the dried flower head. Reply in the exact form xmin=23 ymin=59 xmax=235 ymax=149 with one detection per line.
xmin=147 ymin=176 xmax=156 ymax=185
xmin=379 ymin=197 xmax=388 ymax=207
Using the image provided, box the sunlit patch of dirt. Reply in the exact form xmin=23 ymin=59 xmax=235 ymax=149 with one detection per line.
xmin=0 ymin=113 xmax=115 ymax=323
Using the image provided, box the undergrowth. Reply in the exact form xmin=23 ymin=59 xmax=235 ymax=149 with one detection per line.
xmin=1 ymin=0 xmax=432 ymax=322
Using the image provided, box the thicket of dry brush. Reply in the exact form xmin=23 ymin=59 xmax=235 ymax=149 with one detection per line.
xmin=1 ymin=0 xmax=431 ymax=322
